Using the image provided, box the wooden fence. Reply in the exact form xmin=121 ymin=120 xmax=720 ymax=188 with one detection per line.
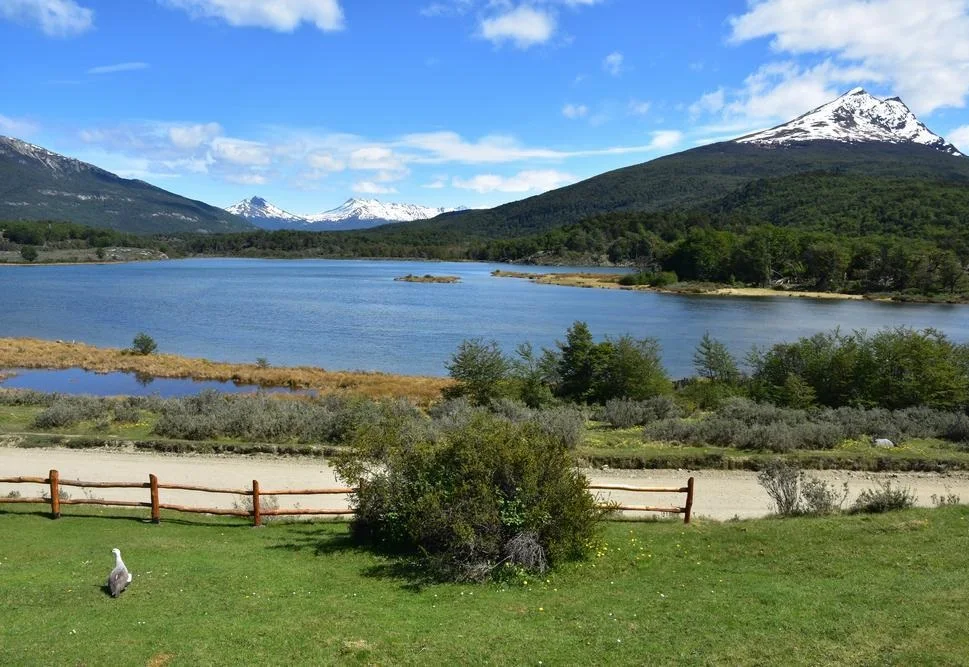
xmin=0 ymin=470 xmax=695 ymax=525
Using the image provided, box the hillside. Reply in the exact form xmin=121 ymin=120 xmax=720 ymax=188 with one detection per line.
xmin=418 ymin=141 xmax=969 ymax=239
xmin=0 ymin=136 xmax=252 ymax=234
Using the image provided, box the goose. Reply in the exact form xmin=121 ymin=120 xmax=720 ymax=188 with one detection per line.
xmin=107 ymin=548 xmax=132 ymax=597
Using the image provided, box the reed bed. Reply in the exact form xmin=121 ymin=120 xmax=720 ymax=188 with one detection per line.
xmin=0 ymin=338 xmax=452 ymax=404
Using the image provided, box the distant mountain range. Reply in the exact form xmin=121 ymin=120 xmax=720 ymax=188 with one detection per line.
xmin=0 ymin=136 xmax=251 ymax=234
xmin=226 ymin=196 xmax=467 ymax=230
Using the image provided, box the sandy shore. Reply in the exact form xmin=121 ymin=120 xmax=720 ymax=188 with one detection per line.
xmin=3 ymin=447 xmax=967 ymax=521
xmin=493 ymin=270 xmax=870 ymax=301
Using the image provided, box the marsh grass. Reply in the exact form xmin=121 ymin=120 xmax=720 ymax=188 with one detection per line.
xmin=1 ymin=504 xmax=967 ymax=665
xmin=0 ymin=338 xmax=452 ymax=404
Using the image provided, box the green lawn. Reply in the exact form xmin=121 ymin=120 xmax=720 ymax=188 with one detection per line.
xmin=1 ymin=505 xmax=967 ymax=665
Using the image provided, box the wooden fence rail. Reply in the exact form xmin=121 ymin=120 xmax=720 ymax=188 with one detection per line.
xmin=0 ymin=470 xmax=695 ymax=525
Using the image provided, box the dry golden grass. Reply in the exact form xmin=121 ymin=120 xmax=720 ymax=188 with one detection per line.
xmin=0 ymin=338 xmax=452 ymax=404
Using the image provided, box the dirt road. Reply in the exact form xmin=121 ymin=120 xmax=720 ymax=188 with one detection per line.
xmin=3 ymin=447 xmax=968 ymax=520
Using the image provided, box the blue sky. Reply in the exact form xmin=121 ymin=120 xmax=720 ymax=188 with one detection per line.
xmin=2 ymin=0 xmax=969 ymax=214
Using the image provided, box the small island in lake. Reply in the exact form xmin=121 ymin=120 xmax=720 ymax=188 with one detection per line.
xmin=394 ymin=274 xmax=461 ymax=283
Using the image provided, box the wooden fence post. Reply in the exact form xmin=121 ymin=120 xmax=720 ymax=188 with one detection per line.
xmin=252 ymin=479 xmax=261 ymax=527
xmin=49 ymin=469 xmax=60 ymax=519
xmin=149 ymin=474 xmax=160 ymax=524
xmin=684 ymin=477 xmax=695 ymax=525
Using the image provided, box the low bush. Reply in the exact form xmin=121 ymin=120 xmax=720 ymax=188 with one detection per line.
xmin=851 ymin=481 xmax=918 ymax=514
xmin=336 ymin=411 xmax=605 ymax=581
xmin=33 ymin=396 xmax=110 ymax=429
xmin=757 ymin=460 xmax=847 ymax=516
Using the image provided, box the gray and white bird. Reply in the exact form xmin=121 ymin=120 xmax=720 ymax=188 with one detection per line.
xmin=107 ymin=548 xmax=132 ymax=597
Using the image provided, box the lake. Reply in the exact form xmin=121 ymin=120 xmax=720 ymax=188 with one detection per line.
xmin=1 ymin=258 xmax=967 ymax=378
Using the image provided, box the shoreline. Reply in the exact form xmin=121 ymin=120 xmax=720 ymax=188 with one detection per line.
xmin=492 ymin=270 xmax=896 ymax=302
xmin=0 ymin=338 xmax=451 ymax=404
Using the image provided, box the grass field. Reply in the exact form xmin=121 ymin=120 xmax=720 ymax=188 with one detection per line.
xmin=1 ymin=504 xmax=967 ymax=665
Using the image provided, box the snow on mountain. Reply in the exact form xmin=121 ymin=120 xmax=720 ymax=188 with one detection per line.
xmin=736 ymin=88 xmax=963 ymax=156
xmin=0 ymin=135 xmax=111 ymax=176
xmin=305 ymin=198 xmax=463 ymax=224
xmin=225 ymin=196 xmax=467 ymax=231
xmin=227 ymin=196 xmax=305 ymax=222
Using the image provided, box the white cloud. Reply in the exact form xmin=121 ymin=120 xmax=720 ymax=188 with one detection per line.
xmin=306 ymin=152 xmax=345 ymax=172
xmin=603 ymin=51 xmax=624 ymax=76
xmin=729 ymin=0 xmax=969 ymax=114
xmin=628 ymin=100 xmax=651 ymax=116
xmin=422 ymin=177 xmax=448 ymax=189
xmin=168 ymin=122 xmax=222 ymax=151
xmin=452 ymin=169 xmax=576 ymax=194
xmin=352 ymin=181 xmax=397 ymax=194
xmin=562 ymin=103 xmax=588 ymax=119
xmin=86 ymin=62 xmax=150 ymax=75
xmin=161 ymin=0 xmax=344 ymax=32
xmin=224 ymin=172 xmax=268 ymax=185
xmin=0 ymin=0 xmax=93 ymax=37
xmin=647 ymin=130 xmax=683 ymax=151
xmin=691 ymin=61 xmax=883 ymax=125
xmin=0 ymin=114 xmax=40 ymax=137
xmin=210 ymin=137 xmax=272 ymax=166
xmin=480 ymin=6 xmax=556 ymax=48
xmin=689 ymin=88 xmax=725 ymax=117
xmin=348 ymin=146 xmax=405 ymax=171
xmin=400 ymin=130 xmax=678 ymax=164
xmin=951 ymin=125 xmax=969 ymax=153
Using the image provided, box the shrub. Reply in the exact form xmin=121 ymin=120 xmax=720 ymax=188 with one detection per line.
xmin=943 ymin=413 xmax=969 ymax=443
xmin=601 ymin=398 xmax=647 ymax=428
xmin=800 ymin=477 xmax=848 ymax=515
xmin=335 ymin=411 xmax=605 ymax=581
xmin=131 ymin=332 xmax=157 ymax=356
xmin=851 ymin=481 xmax=917 ymax=514
xmin=112 ymin=403 xmax=142 ymax=424
xmin=757 ymin=460 xmax=803 ymax=516
xmin=532 ymin=406 xmax=586 ymax=449
xmin=445 ymin=338 xmax=509 ymax=406
xmin=19 ymin=245 xmax=38 ymax=262
xmin=33 ymin=396 xmax=109 ymax=429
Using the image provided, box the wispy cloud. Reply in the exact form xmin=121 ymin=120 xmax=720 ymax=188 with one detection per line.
xmin=0 ymin=0 xmax=93 ymax=37
xmin=628 ymin=100 xmax=651 ymax=116
xmin=224 ymin=172 xmax=267 ymax=186
xmin=0 ymin=114 xmax=40 ymax=137
xmin=452 ymin=169 xmax=576 ymax=194
xmin=352 ymin=181 xmax=397 ymax=194
xmin=603 ymin=51 xmax=624 ymax=76
xmin=86 ymin=62 xmax=150 ymax=75
xmin=480 ymin=5 xmax=556 ymax=48
xmin=562 ymin=103 xmax=588 ymax=119
xmin=951 ymin=126 xmax=969 ymax=153
xmin=160 ymin=0 xmax=344 ymax=33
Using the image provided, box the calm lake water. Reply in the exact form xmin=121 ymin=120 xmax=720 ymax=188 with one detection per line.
xmin=0 ymin=368 xmax=312 ymax=398
xmin=1 ymin=258 xmax=967 ymax=379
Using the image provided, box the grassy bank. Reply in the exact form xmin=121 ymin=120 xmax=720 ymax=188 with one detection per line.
xmin=1 ymin=504 xmax=967 ymax=665
xmin=0 ymin=338 xmax=451 ymax=404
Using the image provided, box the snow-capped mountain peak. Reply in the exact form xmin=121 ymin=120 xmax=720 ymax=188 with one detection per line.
xmin=736 ymin=89 xmax=963 ymax=156
xmin=224 ymin=196 xmax=468 ymax=231
xmin=226 ymin=196 xmax=304 ymax=222
xmin=304 ymin=198 xmax=462 ymax=223
xmin=0 ymin=134 xmax=107 ymax=176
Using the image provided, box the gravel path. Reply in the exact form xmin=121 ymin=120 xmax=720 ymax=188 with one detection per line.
xmin=3 ymin=447 xmax=968 ymax=520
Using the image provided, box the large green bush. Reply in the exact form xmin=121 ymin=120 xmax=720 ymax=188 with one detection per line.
xmin=335 ymin=410 xmax=605 ymax=581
